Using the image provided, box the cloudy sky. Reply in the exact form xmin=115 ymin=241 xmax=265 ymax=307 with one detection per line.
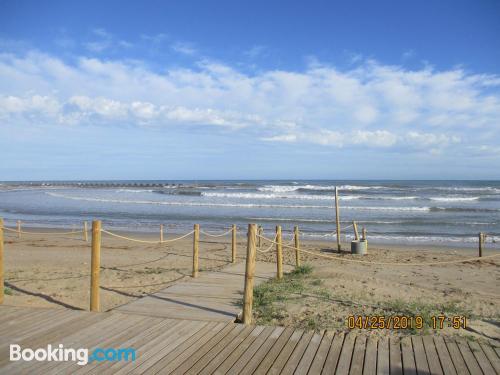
xmin=1 ymin=0 xmax=499 ymax=180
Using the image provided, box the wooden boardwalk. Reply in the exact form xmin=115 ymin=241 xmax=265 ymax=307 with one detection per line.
xmin=115 ymin=261 xmax=291 ymax=322
xmin=0 ymin=305 xmax=499 ymax=374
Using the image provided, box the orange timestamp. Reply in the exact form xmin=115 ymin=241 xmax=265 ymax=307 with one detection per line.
xmin=346 ymin=315 xmax=467 ymax=330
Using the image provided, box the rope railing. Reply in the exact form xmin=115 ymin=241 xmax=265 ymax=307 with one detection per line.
xmin=101 ymin=228 xmax=194 ymax=244
xmin=199 ymin=228 xmax=233 ymax=238
xmin=256 ymin=233 xmax=500 ymax=267
xmin=2 ymin=217 xmax=499 ymax=317
xmin=256 ymin=233 xmax=278 ymax=253
xmin=2 ymin=226 xmax=86 ymax=236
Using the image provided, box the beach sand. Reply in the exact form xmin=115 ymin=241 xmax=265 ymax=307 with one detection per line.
xmin=2 ymin=227 xmax=499 ymax=342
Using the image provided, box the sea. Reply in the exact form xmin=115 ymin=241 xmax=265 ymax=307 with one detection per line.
xmin=0 ymin=180 xmax=499 ymax=247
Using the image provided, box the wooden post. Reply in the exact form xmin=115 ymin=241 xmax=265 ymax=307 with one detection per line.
xmin=257 ymin=226 xmax=262 ymax=248
xmin=192 ymin=224 xmax=199 ymax=277
xmin=83 ymin=221 xmax=88 ymax=242
xmin=231 ymin=224 xmax=237 ymax=263
xmin=90 ymin=220 xmax=101 ymax=312
xmin=0 ymin=218 xmax=4 ymax=304
xmin=294 ymin=225 xmax=301 ymax=267
xmin=478 ymin=232 xmax=483 ymax=257
xmin=160 ymin=224 xmax=164 ymax=243
xmin=335 ymin=187 xmax=341 ymax=252
xmin=362 ymin=227 xmax=368 ymax=253
xmin=276 ymin=225 xmax=283 ymax=280
xmin=353 ymin=221 xmax=359 ymax=240
xmin=242 ymin=224 xmax=257 ymax=325
xmin=17 ymin=220 xmax=21 ymax=239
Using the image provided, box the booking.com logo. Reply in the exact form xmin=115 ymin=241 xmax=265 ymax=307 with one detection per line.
xmin=10 ymin=344 xmax=136 ymax=366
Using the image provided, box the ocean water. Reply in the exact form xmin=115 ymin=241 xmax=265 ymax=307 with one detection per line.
xmin=0 ymin=180 xmax=499 ymax=246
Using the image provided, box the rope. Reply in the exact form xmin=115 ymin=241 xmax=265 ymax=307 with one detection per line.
xmin=294 ymin=246 xmax=500 ymax=266
xmin=101 ymin=229 xmax=194 ymax=244
xmin=256 ymin=233 xmax=279 ymax=253
xmin=2 ymin=227 xmax=85 ymax=235
xmin=199 ymin=228 xmax=233 ymax=237
xmin=257 ymin=235 xmax=500 ymax=266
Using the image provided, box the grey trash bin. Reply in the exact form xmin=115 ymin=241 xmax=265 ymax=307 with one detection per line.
xmin=351 ymin=240 xmax=367 ymax=255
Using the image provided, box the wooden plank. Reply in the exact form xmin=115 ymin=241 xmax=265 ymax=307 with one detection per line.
xmin=142 ymin=321 xmax=222 ymax=374
xmin=363 ymin=335 xmax=378 ymax=375
xmin=278 ymin=331 xmax=315 ymax=374
xmin=167 ymin=323 xmax=236 ymax=374
xmin=295 ymin=331 xmax=324 ymax=374
xmin=101 ymin=319 xmax=188 ymax=373
xmin=411 ymin=336 xmax=430 ymax=375
xmin=81 ymin=317 xmax=182 ymax=374
xmin=349 ymin=335 xmax=366 ymax=375
xmin=322 ymin=332 xmax=345 ymax=374
xmin=443 ymin=337 xmax=470 ymax=375
xmin=115 ymin=261 xmax=289 ymax=323
xmin=142 ymin=322 xmax=228 ymax=374
xmin=0 ymin=311 xmax=106 ymax=366
xmin=434 ymin=336 xmax=457 ymax=375
xmin=237 ymin=327 xmax=289 ymax=375
xmin=400 ymin=336 xmax=416 ymax=375
xmin=480 ymin=342 xmax=500 ymax=374
xmin=4 ymin=310 xmax=77 ymax=345
xmin=0 ymin=310 xmax=79 ymax=350
xmin=423 ymin=335 xmax=444 ymax=375
xmin=0 ymin=306 xmax=35 ymax=323
xmin=0 ymin=309 xmax=67 ymax=340
xmin=225 ymin=326 xmax=278 ymax=374
xmin=183 ymin=324 xmax=248 ymax=374
xmin=44 ymin=314 xmax=149 ymax=375
xmin=72 ymin=315 xmax=167 ymax=375
xmin=389 ymin=337 xmax=403 ymax=375
xmin=197 ymin=325 xmax=255 ymax=375
xmin=113 ymin=320 xmax=206 ymax=374
xmin=35 ymin=314 xmax=146 ymax=374
xmin=16 ymin=313 xmax=135 ymax=374
xmin=212 ymin=325 xmax=266 ymax=375
xmin=305 ymin=331 xmax=334 ymax=375
xmin=251 ymin=327 xmax=297 ymax=374
xmin=467 ymin=340 xmax=496 ymax=375
xmin=128 ymin=320 xmax=208 ymax=374
xmin=377 ymin=337 xmax=390 ymax=375
xmin=266 ymin=329 xmax=304 ymax=375
xmin=456 ymin=338 xmax=482 ymax=375
xmin=335 ymin=332 xmax=356 ymax=375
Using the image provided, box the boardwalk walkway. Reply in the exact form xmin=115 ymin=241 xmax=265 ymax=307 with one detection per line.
xmin=1 ymin=305 xmax=499 ymax=374
xmin=115 ymin=261 xmax=292 ymax=322
xmin=1 ymin=259 xmax=499 ymax=374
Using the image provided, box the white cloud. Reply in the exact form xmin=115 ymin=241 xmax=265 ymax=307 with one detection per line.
xmin=0 ymin=49 xmax=499 ymax=155
xmin=171 ymin=42 xmax=197 ymax=55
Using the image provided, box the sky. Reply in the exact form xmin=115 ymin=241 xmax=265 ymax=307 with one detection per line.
xmin=0 ymin=0 xmax=499 ymax=180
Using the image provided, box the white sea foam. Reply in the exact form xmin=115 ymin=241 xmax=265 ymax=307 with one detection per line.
xmin=304 ymin=233 xmax=480 ymax=243
xmin=46 ymin=192 xmax=333 ymax=209
xmin=248 ymin=217 xmax=334 ymax=223
xmin=256 ymin=184 xmax=388 ymax=192
xmin=116 ymin=189 xmax=154 ymax=193
xmin=434 ymin=187 xmax=500 ymax=193
xmin=202 ymin=191 xmax=362 ymax=201
xmin=428 ymin=196 xmax=479 ymax=202
xmin=46 ymin=192 xmax=435 ymax=212
xmin=343 ymin=206 xmax=430 ymax=212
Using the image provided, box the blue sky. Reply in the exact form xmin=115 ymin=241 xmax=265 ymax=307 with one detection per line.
xmin=1 ymin=0 xmax=499 ymax=180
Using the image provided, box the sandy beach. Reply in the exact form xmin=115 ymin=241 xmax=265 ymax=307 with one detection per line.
xmin=2 ymin=226 xmax=499 ymax=343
